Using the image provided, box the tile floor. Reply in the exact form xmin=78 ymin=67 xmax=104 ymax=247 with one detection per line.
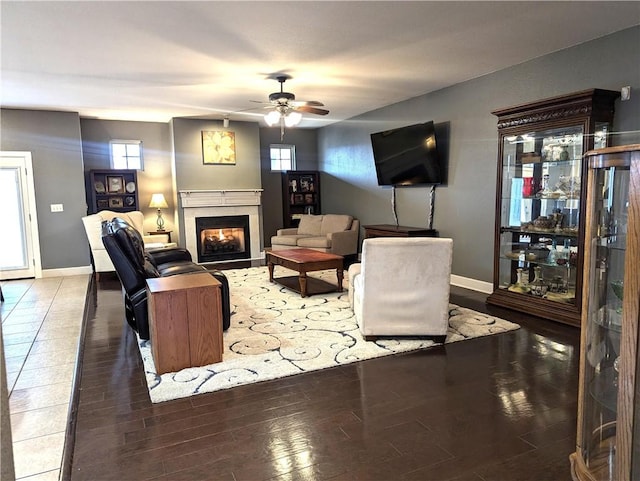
xmin=1 ymin=275 xmax=89 ymax=480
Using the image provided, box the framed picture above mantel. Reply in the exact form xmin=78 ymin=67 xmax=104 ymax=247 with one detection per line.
xmin=202 ymin=131 xmax=236 ymax=164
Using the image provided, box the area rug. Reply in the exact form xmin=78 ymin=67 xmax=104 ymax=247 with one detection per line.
xmin=138 ymin=266 xmax=520 ymax=403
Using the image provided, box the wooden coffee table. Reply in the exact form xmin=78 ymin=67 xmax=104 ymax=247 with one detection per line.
xmin=266 ymin=248 xmax=344 ymax=297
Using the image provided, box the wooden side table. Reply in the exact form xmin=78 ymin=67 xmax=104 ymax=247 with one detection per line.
xmin=146 ymin=273 xmax=222 ymax=374
xmin=148 ymin=230 xmax=172 ymax=242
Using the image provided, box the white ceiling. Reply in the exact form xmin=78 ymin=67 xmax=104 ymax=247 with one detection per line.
xmin=1 ymin=1 xmax=638 ymax=128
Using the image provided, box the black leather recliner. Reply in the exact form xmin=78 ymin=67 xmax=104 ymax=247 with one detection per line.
xmin=101 ymin=217 xmax=231 ymax=340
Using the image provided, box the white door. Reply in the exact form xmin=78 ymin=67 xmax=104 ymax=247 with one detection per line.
xmin=0 ymin=152 xmax=41 ymax=280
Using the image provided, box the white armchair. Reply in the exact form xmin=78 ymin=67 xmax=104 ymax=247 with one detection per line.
xmin=81 ymin=210 xmax=176 ymax=277
xmin=348 ymin=237 xmax=453 ymax=341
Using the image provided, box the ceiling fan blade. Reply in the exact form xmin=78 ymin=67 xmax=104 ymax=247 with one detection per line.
xmin=293 ymin=100 xmax=324 ymax=107
xmin=296 ymin=105 xmax=330 ymax=115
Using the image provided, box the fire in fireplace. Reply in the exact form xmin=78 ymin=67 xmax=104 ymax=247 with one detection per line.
xmin=195 ymin=215 xmax=250 ymax=263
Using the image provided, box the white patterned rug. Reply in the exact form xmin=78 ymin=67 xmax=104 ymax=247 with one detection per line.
xmin=138 ymin=266 xmax=520 ymax=403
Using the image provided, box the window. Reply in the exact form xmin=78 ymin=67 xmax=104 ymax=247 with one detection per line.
xmin=270 ymin=144 xmax=296 ymax=171
xmin=110 ymin=140 xmax=143 ymax=170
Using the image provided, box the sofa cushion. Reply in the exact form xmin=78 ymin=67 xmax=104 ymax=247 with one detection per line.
xmin=320 ymin=214 xmax=353 ymax=235
xmin=297 ymin=215 xmax=323 ymax=235
xmin=271 ymin=234 xmax=311 ymax=246
xmin=297 ymin=236 xmax=332 ymax=249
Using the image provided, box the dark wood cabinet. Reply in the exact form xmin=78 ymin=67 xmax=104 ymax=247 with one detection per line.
xmin=87 ymin=169 xmax=139 ymax=214
xmin=486 ymin=89 xmax=620 ymax=326
xmin=281 ymin=170 xmax=320 ymax=228
xmin=363 ymin=224 xmax=439 ymax=238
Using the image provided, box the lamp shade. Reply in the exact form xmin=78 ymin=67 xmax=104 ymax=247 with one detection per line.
xmin=149 ymin=193 xmax=168 ymax=209
xmin=284 ymin=111 xmax=302 ymax=127
xmin=264 ymin=110 xmax=281 ymax=126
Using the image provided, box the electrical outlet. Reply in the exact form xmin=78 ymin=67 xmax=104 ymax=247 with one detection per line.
xmin=50 ymin=204 xmax=64 ymax=212
xmin=621 ymin=86 xmax=631 ymax=101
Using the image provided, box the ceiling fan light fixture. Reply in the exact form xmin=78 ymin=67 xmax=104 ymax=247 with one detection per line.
xmin=284 ymin=111 xmax=302 ymax=127
xmin=265 ymin=110 xmax=281 ymax=126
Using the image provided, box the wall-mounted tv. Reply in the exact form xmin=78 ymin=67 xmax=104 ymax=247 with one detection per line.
xmin=370 ymin=121 xmax=443 ymax=186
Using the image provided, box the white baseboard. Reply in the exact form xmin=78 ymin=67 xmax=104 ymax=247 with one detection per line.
xmin=450 ymin=274 xmax=493 ymax=294
xmin=37 ymin=265 xmax=492 ymax=294
xmin=42 ymin=266 xmax=93 ymax=278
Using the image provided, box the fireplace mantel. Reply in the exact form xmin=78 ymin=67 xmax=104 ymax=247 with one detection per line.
xmin=179 ymin=189 xmax=262 ymax=208
xmin=180 ymin=190 xmax=263 ymax=266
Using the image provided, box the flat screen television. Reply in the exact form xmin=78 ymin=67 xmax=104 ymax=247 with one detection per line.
xmin=370 ymin=121 xmax=442 ymax=186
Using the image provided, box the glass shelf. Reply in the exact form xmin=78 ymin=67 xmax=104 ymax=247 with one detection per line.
xmin=500 ymin=226 xmax=579 ymax=237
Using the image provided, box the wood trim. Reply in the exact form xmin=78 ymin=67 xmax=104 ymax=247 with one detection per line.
xmin=60 ymin=274 xmax=94 ymax=481
xmin=616 ymin=149 xmax=640 ymax=480
xmin=486 ymin=289 xmax=581 ymax=327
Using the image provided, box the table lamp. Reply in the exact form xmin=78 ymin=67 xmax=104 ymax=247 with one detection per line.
xmin=149 ymin=193 xmax=169 ymax=231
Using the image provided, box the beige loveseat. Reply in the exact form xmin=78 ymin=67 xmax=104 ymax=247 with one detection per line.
xmin=82 ymin=210 xmax=176 ymax=277
xmin=271 ymin=214 xmax=360 ymax=257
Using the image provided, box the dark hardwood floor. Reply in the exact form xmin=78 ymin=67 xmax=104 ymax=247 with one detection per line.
xmin=67 ymin=274 xmax=580 ymax=481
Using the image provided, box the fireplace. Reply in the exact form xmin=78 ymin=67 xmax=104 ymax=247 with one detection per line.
xmin=196 ymin=215 xmax=250 ymax=263
xmin=180 ymin=189 xmax=263 ymax=267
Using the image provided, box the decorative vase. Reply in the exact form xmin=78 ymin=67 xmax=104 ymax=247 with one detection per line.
xmin=509 ymin=268 xmax=530 ymax=293
xmin=522 ymin=177 xmax=536 ymax=197
xmin=559 ymin=146 xmax=570 ymax=161
xmin=530 ymin=266 xmax=548 ymax=297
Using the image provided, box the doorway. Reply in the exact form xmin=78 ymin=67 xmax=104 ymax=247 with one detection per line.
xmin=0 ymin=152 xmax=41 ymax=279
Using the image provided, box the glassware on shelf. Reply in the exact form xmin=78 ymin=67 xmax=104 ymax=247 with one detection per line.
xmin=549 ymin=275 xmax=566 ymax=293
xmin=610 ymin=280 xmax=623 ymax=302
xmin=536 ymin=174 xmax=554 ymax=198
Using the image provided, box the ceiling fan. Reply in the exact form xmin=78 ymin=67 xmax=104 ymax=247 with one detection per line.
xmin=254 ymin=74 xmax=329 ymax=139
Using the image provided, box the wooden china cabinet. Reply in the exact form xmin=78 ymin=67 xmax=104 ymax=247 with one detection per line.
xmin=570 ymin=144 xmax=640 ymax=481
xmin=487 ymin=89 xmax=620 ymax=326
xmin=87 ymin=169 xmax=139 ymax=214
xmin=281 ymin=170 xmax=321 ymax=228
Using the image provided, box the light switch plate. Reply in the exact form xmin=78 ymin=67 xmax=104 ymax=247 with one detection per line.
xmin=50 ymin=204 xmax=64 ymax=212
xmin=621 ymin=86 xmax=631 ymax=101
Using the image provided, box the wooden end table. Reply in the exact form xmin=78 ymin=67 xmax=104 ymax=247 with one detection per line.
xmin=146 ymin=272 xmax=222 ymax=374
xmin=266 ymin=248 xmax=344 ymax=297
xmin=147 ymin=230 xmax=172 ymax=242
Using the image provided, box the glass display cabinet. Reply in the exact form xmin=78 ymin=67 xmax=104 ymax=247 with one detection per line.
xmin=487 ymin=89 xmax=620 ymax=326
xmin=570 ymin=144 xmax=640 ymax=481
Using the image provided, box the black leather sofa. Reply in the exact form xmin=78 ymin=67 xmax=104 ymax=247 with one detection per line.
xmin=101 ymin=217 xmax=231 ymax=340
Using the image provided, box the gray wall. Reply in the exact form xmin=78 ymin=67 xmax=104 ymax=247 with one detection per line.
xmin=171 ymin=118 xmax=262 ymax=243
xmin=2 ymin=27 xmax=638 ymax=282
xmin=80 ymin=119 xmax=174 ymax=234
xmin=318 ymin=26 xmax=640 ymax=284
xmin=259 ymin=127 xmax=319 ymax=242
xmin=0 ymin=109 xmax=89 ymax=270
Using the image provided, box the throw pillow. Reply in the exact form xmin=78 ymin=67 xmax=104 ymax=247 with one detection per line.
xmin=320 ymin=214 xmax=353 ymax=234
xmin=297 ymin=215 xmax=323 ymax=235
